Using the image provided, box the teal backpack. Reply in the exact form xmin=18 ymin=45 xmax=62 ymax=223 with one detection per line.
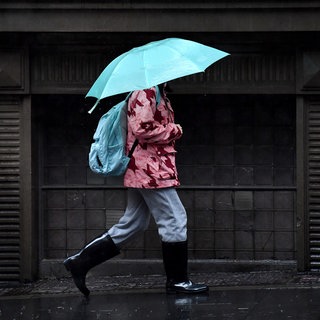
xmin=89 ymin=86 xmax=161 ymax=176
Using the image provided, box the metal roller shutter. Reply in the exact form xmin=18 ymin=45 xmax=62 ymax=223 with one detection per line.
xmin=308 ymin=104 xmax=320 ymax=271
xmin=0 ymin=102 xmax=21 ymax=282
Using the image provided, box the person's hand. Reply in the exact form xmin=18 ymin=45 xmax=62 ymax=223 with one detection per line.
xmin=177 ymin=124 xmax=183 ymax=135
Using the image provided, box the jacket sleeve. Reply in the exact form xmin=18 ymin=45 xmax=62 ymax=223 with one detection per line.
xmin=127 ymin=88 xmax=182 ymax=144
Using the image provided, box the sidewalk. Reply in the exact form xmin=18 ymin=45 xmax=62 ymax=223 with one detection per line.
xmin=1 ymin=270 xmax=320 ymax=297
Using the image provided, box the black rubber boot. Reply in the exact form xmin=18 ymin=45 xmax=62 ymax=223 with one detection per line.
xmin=63 ymin=233 xmax=120 ymax=297
xmin=162 ymin=241 xmax=209 ymax=294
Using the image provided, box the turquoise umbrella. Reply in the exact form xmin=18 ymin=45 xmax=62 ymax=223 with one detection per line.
xmin=86 ymin=38 xmax=229 ymax=112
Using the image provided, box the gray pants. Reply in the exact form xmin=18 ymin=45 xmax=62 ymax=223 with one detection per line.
xmin=108 ymin=188 xmax=187 ymax=247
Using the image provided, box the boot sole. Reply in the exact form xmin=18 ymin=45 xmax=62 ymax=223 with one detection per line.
xmin=166 ymin=287 xmax=209 ymax=294
xmin=63 ymin=259 xmax=90 ymax=297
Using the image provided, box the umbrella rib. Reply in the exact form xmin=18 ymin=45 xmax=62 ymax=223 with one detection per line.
xmin=142 ymin=48 xmax=150 ymax=88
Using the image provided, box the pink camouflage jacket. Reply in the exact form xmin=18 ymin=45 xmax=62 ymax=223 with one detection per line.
xmin=124 ymin=87 xmax=183 ymax=189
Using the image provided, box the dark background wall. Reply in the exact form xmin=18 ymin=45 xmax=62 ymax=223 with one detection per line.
xmin=3 ymin=0 xmax=320 ymax=280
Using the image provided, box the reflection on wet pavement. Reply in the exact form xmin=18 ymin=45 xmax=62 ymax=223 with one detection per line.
xmin=0 ymin=288 xmax=320 ymax=319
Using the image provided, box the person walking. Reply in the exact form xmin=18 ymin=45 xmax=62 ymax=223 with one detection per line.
xmin=64 ymin=84 xmax=209 ymax=297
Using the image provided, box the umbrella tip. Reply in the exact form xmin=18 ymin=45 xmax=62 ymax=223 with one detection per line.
xmin=88 ymin=100 xmax=100 ymax=114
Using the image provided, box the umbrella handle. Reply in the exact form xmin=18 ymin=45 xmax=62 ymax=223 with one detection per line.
xmin=88 ymin=99 xmax=100 ymax=114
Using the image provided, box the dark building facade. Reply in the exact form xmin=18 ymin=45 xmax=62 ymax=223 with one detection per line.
xmin=0 ymin=1 xmax=319 ymax=282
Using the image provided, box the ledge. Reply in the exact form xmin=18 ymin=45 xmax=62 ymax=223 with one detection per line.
xmin=1 ymin=1 xmax=320 ymax=10
xmin=40 ymin=258 xmax=297 ymax=279
xmin=0 ymin=2 xmax=320 ymax=33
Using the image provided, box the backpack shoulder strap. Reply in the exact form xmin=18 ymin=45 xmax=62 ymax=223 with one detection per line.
xmin=125 ymin=91 xmax=133 ymax=102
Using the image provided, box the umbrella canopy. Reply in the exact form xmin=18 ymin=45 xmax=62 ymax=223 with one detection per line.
xmin=86 ymin=38 xmax=229 ymax=112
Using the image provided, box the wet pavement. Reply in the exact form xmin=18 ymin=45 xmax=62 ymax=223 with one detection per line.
xmin=1 ymin=287 xmax=320 ymax=319
xmin=1 ymin=271 xmax=320 ymax=319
